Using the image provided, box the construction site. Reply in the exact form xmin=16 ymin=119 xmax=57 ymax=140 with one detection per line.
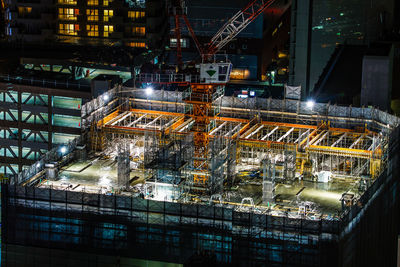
xmin=2 ymin=0 xmax=400 ymax=266
xmin=60 ymin=88 xmax=387 ymax=220
xmin=2 ymin=83 xmax=400 ymax=266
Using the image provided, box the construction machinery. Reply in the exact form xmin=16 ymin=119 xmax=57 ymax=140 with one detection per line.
xmin=137 ymin=0 xmax=278 ymax=189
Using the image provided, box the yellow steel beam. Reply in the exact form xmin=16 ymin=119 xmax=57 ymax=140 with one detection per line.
xmin=307 ymin=145 xmax=372 ymax=158
xmin=165 ymin=116 xmax=185 ymax=135
xmin=261 ymin=120 xmax=317 ymax=130
xmin=104 ymin=125 xmax=161 ymax=135
xmin=130 ymin=108 xmax=184 ymax=117
xmin=98 ymin=109 xmax=120 ymax=127
xmin=299 ymin=128 xmax=319 ymax=148
xmin=216 ymin=116 xmax=249 ymax=123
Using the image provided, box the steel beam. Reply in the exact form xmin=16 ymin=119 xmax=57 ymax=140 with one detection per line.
xmin=331 ymin=133 xmax=347 ymax=147
xmin=110 ymin=111 xmax=131 ymax=126
xmin=261 ymin=126 xmax=279 ymax=141
xmin=127 ymin=114 xmax=146 ymax=127
xmin=349 ymin=134 xmax=364 ymax=149
xmin=277 ymin=127 xmax=294 ymax=142
xmin=144 ymin=115 xmax=163 ymax=128
xmin=245 ymin=125 xmax=263 ymax=139
xmin=312 ymin=131 xmax=329 ymax=146
xmin=225 ymin=123 xmax=242 ymax=137
xmin=295 ymin=129 xmax=310 ymax=143
xmin=210 ymin=121 xmax=228 ymax=135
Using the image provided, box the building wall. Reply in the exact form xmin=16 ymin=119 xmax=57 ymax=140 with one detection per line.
xmin=361 ymin=56 xmax=391 ymax=111
xmin=1 ymin=184 xmax=340 ymax=266
xmin=0 ymin=79 xmax=90 ymax=176
xmin=289 ymin=0 xmax=397 ymax=98
xmin=339 ymin=126 xmax=400 ymax=266
xmin=171 ymin=0 xmax=290 ymax=81
xmin=4 ymin=0 xmax=167 ymax=49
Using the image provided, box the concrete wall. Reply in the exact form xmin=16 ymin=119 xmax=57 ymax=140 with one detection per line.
xmin=361 ymin=56 xmax=391 ymax=111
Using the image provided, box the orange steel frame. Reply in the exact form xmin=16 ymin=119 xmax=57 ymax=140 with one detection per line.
xmin=98 ymin=106 xmax=382 ymax=180
xmin=183 ymin=84 xmax=220 ymax=184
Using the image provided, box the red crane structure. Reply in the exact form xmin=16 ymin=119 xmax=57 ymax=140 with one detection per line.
xmin=141 ymin=0 xmax=277 ymax=188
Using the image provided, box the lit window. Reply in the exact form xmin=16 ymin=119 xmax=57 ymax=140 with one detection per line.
xmin=103 ymin=9 xmax=113 ymax=22
xmin=59 ymin=8 xmax=78 ymax=20
xmin=59 ymin=23 xmax=79 ymax=35
xmin=103 ymin=25 xmax=113 ymax=37
xmin=58 ymin=0 xmax=77 ymax=4
xmin=230 ymin=69 xmax=250 ymax=80
xmin=86 ymin=24 xmax=99 ymax=36
xmin=87 ymin=0 xmax=98 ymax=6
xmin=17 ymin=7 xmax=32 ymax=16
xmin=128 ymin=11 xmax=145 ymax=20
xmin=103 ymin=0 xmax=112 ymax=6
xmin=132 ymin=27 xmax=145 ymax=36
xmin=86 ymin=9 xmax=98 ymax=21
xmin=170 ymin=38 xmax=188 ymax=48
xmin=127 ymin=42 xmax=145 ymax=48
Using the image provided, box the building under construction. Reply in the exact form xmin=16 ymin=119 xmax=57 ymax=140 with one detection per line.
xmin=2 ymin=82 xmax=400 ymax=266
xmin=2 ymin=0 xmax=400 ymax=266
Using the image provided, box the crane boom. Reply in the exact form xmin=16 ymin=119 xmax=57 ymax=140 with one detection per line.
xmin=206 ymin=0 xmax=276 ymax=55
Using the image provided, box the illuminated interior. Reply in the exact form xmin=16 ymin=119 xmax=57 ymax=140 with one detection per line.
xmin=59 ymin=23 xmax=79 ymax=35
xmin=86 ymin=9 xmax=99 ymax=21
xmin=103 ymin=25 xmax=114 ymax=37
xmin=127 ymin=42 xmax=145 ymax=47
xmin=103 ymin=9 xmax=113 ymax=22
xmin=58 ymin=0 xmax=77 ymax=5
xmin=87 ymin=24 xmax=99 ymax=36
xmin=17 ymin=6 xmax=32 ymax=15
xmin=230 ymin=69 xmax=250 ymax=80
xmin=87 ymin=0 xmax=98 ymax=6
xmin=132 ymin=27 xmax=145 ymax=36
xmin=128 ymin=11 xmax=145 ymax=20
xmin=58 ymin=8 xmax=78 ymax=20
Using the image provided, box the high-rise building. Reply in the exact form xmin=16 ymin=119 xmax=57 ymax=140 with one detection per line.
xmin=0 ymin=74 xmax=91 ymax=176
xmin=289 ymin=0 xmax=398 ymax=98
xmin=169 ymin=0 xmax=291 ymax=81
xmin=3 ymin=0 xmax=167 ymax=49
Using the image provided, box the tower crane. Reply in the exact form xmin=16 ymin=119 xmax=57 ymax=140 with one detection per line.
xmin=139 ymin=0 xmax=277 ymax=188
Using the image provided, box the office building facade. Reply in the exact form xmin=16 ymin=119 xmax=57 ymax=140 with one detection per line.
xmin=3 ymin=0 xmax=167 ymax=49
xmin=289 ymin=0 xmax=398 ymax=98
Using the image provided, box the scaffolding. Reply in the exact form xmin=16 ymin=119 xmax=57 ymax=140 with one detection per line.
xmin=4 ymin=89 xmax=400 ymax=266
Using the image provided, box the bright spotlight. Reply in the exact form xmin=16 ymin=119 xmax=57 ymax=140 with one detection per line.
xmin=306 ymin=99 xmax=315 ymax=109
xmin=145 ymin=86 xmax=153 ymax=96
xmin=60 ymin=146 xmax=67 ymax=154
xmin=103 ymin=94 xmax=109 ymax=101
xmin=36 ymin=162 xmax=41 ymax=168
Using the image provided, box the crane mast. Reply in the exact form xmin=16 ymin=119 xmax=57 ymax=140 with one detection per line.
xmin=140 ymin=0 xmax=276 ymax=189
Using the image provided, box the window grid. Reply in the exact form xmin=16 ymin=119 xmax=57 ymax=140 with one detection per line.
xmin=58 ymin=8 xmax=79 ymax=20
xmin=103 ymin=25 xmax=114 ymax=37
xmin=128 ymin=11 xmax=145 ymax=20
xmin=87 ymin=0 xmax=98 ymax=6
xmin=128 ymin=42 xmax=145 ymax=48
xmin=59 ymin=23 xmax=79 ymax=35
xmin=86 ymin=9 xmax=98 ymax=21
xmin=58 ymin=0 xmax=77 ymax=4
xmin=132 ymin=27 xmax=145 ymax=36
xmin=86 ymin=24 xmax=99 ymax=36
xmin=103 ymin=9 xmax=113 ymax=22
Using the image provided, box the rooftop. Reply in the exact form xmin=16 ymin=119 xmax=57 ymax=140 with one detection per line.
xmin=20 ymin=88 xmax=397 ymax=221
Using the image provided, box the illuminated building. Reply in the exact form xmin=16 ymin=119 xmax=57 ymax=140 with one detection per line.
xmin=0 ymin=74 xmax=90 ymax=176
xmin=3 ymin=0 xmax=167 ymax=49
xmin=169 ymin=0 xmax=291 ymax=81
xmin=289 ymin=0 xmax=399 ymax=98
